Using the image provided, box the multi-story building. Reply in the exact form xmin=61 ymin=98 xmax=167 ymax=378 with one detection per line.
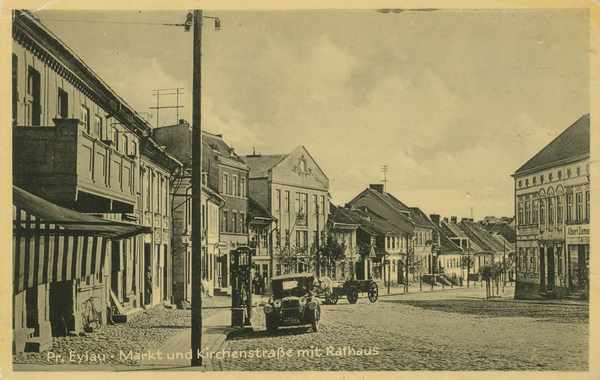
xmin=512 ymin=114 xmax=590 ymax=299
xmin=11 ymin=10 xmax=181 ymax=352
xmin=327 ymin=204 xmax=360 ymax=281
xmin=248 ymin=196 xmax=276 ymax=284
xmin=244 ymin=146 xmax=329 ymax=278
xmin=153 ymin=121 xmax=250 ymax=294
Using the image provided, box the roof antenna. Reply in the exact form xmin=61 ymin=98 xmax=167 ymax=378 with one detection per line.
xmin=381 ymin=165 xmax=389 ymax=193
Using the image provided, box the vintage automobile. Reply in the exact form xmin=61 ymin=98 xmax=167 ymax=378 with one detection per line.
xmin=263 ymin=273 xmax=321 ymax=333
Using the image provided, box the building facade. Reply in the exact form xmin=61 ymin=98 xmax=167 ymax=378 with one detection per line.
xmin=153 ymin=122 xmax=250 ymax=294
xmin=12 ymin=10 xmax=180 ymax=352
xmin=244 ymin=146 xmax=329 ymax=277
xmin=512 ymin=114 xmax=590 ymax=299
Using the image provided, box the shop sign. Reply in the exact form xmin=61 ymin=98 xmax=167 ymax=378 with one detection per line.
xmin=567 ymin=225 xmax=590 ymax=236
xmin=215 ymin=241 xmax=229 ymax=250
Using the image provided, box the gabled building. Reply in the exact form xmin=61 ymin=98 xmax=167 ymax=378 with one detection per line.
xmin=512 ymin=114 xmax=590 ymax=299
xmin=153 ymin=121 xmax=250 ymax=294
xmin=243 ymin=146 xmax=329 ymax=277
xmin=429 ymin=214 xmax=464 ymax=282
xmin=248 ymin=196 xmax=276 ymax=282
xmin=328 ymin=204 xmax=361 ymax=281
xmin=12 ymin=10 xmax=181 ymax=352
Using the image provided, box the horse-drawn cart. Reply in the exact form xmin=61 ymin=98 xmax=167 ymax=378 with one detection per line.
xmin=317 ymin=278 xmax=378 ymax=304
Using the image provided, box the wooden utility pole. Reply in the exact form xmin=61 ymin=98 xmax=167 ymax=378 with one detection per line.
xmin=190 ymin=9 xmax=203 ymax=367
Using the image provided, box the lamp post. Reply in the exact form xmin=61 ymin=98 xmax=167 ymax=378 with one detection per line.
xmin=189 ymin=10 xmax=219 ymax=367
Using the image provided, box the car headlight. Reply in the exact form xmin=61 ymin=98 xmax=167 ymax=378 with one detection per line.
xmin=308 ymin=301 xmax=318 ymax=310
xmin=274 ymin=300 xmax=282 ymax=308
xmin=299 ymin=297 xmax=307 ymax=306
xmin=264 ymin=304 xmax=273 ymax=313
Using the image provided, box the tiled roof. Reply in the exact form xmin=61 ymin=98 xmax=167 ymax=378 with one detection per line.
xmin=409 ymin=207 xmax=437 ymax=229
xmin=248 ymin=196 xmax=275 ymax=221
xmin=243 ymin=154 xmax=288 ymax=178
xmin=514 ymin=114 xmax=590 ymax=175
xmin=329 ymin=204 xmax=360 ymax=226
xmin=202 ymin=131 xmax=246 ymax=164
xmin=460 ymin=220 xmax=505 ymax=253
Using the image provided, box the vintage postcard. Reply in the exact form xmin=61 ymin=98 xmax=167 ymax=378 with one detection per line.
xmin=1 ymin=0 xmax=597 ymax=379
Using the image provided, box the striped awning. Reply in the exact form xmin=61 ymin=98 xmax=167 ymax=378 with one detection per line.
xmin=13 ymin=186 xmax=152 ymax=294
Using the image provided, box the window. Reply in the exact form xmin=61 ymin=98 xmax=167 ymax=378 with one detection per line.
xmin=387 ymin=237 xmax=391 ymax=249
xmin=223 ymin=211 xmax=229 ymax=232
xmin=548 ymin=197 xmax=554 ymax=226
xmin=112 ymin=127 xmax=119 ymax=149
xmin=233 ymin=176 xmax=238 ymax=196
xmin=540 ymin=199 xmax=545 ymax=225
xmin=132 ymin=141 xmax=137 ymax=157
xmin=27 ymin=67 xmax=41 ymax=126
xmin=518 ymin=201 xmax=523 ymax=225
xmin=567 ymin=168 xmax=572 ymax=178
xmin=557 ymin=196 xmax=563 ymax=224
xmin=58 ymin=88 xmax=69 ymax=119
xmin=525 ymin=201 xmax=531 ymax=225
xmin=295 ymin=192 xmax=300 ymax=213
xmin=223 ymin=173 xmax=229 ymax=195
xmin=567 ymin=194 xmax=573 ymax=222
xmin=145 ymin=170 xmax=151 ymax=211
xmin=532 ymin=200 xmax=538 ymax=224
xmin=81 ymin=105 xmax=90 ymax=133
xmin=320 ymin=195 xmax=325 ymax=215
xmin=276 ymin=229 xmax=281 ymax=248
xmin=284 ymin=229 xmax=290 ymax=247
xmin=240 ymin=178 xmax=246 ymax=198
xmin=539 ymin=175 xmax=544 ymax=184
xmin=275 ymin=189 xmax=280 ymax=212
xmin=240 ymin=213 xmax=245 ymax=234
xmin=586 ymin=191 xmax=590 ymax=221
xmin=576 ymin=192 xmax=583 ymax=221
xmin=284 ymin=191 xmax=290 ymax=212
xmin=313 ymin=195 xmax=318 ymax=214
xmin=12 ymin=54 xmax=18 ymax=125
xmin=123 ymin=133 xmax=129 ymax=155
xmin=558 ymin=170 xmax=562 ymax=179
xmin=233 ymin=213 xmax=238 ymax=233
xmin=392 ymin=237 xmax=395 ymax=249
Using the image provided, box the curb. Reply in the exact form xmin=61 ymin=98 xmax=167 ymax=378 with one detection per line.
xmin=204 ymin=327 xmax=234 ymax=371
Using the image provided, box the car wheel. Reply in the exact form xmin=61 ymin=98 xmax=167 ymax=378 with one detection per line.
xmin=329 ymin=293 xmax=339 ymax=305
xmin=311 ymin=309 xmax=320 ymax=332
xmin=368 ymin=282 xmax=379 ymax=303
xmin=347 ymin=286 xmax=359 ymax=304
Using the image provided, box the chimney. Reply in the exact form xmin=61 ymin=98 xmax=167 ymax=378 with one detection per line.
xmin=469 ymin=218 xmax=474 ymax=222
xmin=179 ymin=119 xmax=187 ymax=125
xmin=451 ymin=216 xmax=457 ymax=223
xmin=430 ymin=214 xmax=441 ymax=226
xmin=461 ymin=218 xmax=469 ymax=222
xmin=443 ymin=217 xmax=449 ymax=223
xmin=370 ymin=184 xmax=384 ymax=193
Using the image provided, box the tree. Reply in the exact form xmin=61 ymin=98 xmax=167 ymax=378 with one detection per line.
xmin=273 ymin=245 xmax=308 ymax=275
xmin=310 ymin=234 xmax=346 ymax=277
xmin=461 ymin=255 xmax=474 ymax=287
xmin=479 ymin=261 xmax=506 ymax=299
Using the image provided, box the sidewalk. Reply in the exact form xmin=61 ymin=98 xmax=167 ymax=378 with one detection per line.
xmin=135 ymin=307 xmax=233 ymax=371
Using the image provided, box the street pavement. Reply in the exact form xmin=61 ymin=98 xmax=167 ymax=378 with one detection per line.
xmin=11 ymin=281 xmax=589 ymax=372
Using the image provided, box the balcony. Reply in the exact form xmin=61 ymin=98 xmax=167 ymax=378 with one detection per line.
xmin=13 ymin=118 xmax=136 ymax=213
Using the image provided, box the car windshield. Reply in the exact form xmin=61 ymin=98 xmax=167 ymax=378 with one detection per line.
xmin=272 ymin=277 xmax=314 ymax=297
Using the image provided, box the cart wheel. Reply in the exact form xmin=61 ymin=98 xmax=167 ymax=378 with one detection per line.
xmin=347 ymin=286 xmax=359 ymax=304
xmin=329 ymin=293 xmax=339 ymax=305
xmin=368 ymin=282 xmax=378 ymax=302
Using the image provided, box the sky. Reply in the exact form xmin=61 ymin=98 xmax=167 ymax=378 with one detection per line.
xmin=31 ymin=7 xmax=590 ymax=220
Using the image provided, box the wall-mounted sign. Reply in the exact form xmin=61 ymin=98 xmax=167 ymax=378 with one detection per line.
xmin=215 ymin=241 xmax=229 ymax=250
xmin=567 ymin=226 xmax=590 ymax=236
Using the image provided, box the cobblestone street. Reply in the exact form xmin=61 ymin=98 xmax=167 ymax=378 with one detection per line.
xmin=12 ymin=296 xmax=231 ymax=367
xmin=12 ymin=285 xmax=588 ymax=372
xmin=217 ymin=287 xmax=588 ymax=371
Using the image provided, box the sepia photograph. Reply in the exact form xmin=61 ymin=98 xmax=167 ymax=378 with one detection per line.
xmin=2 ymin=0 xmax=596 ymax=377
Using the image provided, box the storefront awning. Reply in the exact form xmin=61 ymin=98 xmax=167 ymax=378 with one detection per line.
xmin=13 ymin=186 xmax=152 ymax=294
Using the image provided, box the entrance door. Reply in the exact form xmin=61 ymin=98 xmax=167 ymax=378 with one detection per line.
xmin=539 ymin=247 xmax=546 ymax=293
xmin=356 ymin=261 xmax=364 ymax=280
xmin=547 ymin=246 xmax=555 ymax=290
